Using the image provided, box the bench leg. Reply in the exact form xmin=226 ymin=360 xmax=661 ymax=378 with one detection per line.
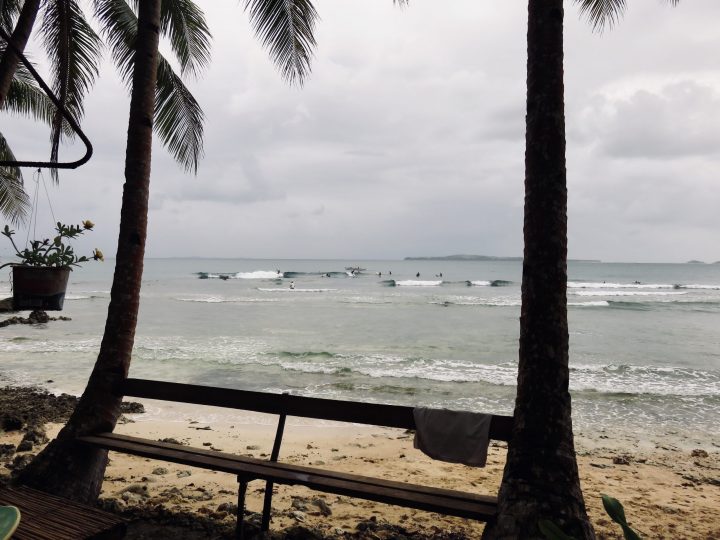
xmin=236 ymin=478 xmax=249 ymax=539
xmin=261 ymin=480 xmax=274 ymax=532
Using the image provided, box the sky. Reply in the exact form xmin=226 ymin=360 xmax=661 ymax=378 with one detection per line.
xmin=2 ymin=0 xmax=720 ymax=263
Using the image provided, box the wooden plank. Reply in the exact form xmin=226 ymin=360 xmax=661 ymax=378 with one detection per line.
xmin=0 ymin=486 xmax=126 ymax=540
xmin=119 ymin=378 xmax=513 ymax=441
xmin=79 ymin=433 xmax=498 ymax=520
xmin=83 ymin=433 xmax=498 ymax=504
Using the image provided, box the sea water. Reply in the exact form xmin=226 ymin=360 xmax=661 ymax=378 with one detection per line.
xmin=1 ymin=259 xmax=718 ymax=449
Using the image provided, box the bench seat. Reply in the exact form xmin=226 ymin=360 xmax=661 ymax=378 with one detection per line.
xmin=78 ymin=432 xmax=498 ymax=521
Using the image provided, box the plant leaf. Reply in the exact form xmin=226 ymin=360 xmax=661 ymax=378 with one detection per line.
xmin=538 ymin=520 xmax=577 ymax=540
xmin=601 ymin=494 xmax=628 ymax=526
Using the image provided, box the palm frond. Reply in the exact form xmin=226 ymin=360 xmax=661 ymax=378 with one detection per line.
xmin=160 ymin=0 xmax=211 ymax=79
xmin=93 ymin=0 xmax=205 ymax=172
xmin=92 ymin=0 xmax=136 ymax=87
xmin=575 ymin=0 xmax=627 ymax=32
xmin=155 ymin=57 xmax=205 ymax=173
xmin=40 ymin=0 xmax=102 ymax=180
xmin=0 ymin=131 xmax=30 ymax=224
xmin=244 ymin=0 xmax=319 ymax=86
xmin=0 ymin=0 xmax=22 ymax=32
xmin=3 ymin=52 xmax=55 ymax=124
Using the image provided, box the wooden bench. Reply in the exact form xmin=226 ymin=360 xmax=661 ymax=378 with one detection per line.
xmin=77 ymin=378 xmax=513 ymax=538
xmin=0 ymin=485 xmax=126 ymax=539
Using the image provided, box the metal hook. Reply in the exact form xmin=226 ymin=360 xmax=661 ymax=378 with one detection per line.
xmin=0 ymin=26 xmax=93 ymax=169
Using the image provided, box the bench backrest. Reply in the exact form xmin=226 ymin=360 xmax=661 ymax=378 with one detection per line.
xmin=118 ymin=378 xmax=513 ymax=442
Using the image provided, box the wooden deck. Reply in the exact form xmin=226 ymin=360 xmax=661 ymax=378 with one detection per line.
xmin=0 ymin=485 xmax=126 ymax=540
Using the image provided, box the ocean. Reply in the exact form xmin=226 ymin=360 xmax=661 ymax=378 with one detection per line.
xmin=1 ymin=259 xmax=719 ymax=450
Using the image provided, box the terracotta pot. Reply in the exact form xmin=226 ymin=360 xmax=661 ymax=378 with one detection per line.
xmin=12 ymin=266 xmax=71 ymax=311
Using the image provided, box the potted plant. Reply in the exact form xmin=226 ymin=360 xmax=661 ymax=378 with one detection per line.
xmin=1 ymin=221 xmax=103 ymax=310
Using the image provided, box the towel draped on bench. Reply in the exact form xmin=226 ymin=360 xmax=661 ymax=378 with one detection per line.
xmin=413 ymin=407 xmax=492 ymax=467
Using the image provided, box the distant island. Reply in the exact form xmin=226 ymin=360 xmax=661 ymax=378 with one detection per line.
xmin=405 ymin=254 xmax=601 ymax=263
xmin=686 ymin=260 xmax=706 ymax=264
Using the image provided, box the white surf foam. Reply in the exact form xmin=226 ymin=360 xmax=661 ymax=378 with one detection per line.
xmin=568 ymin=282 xmax=674 ymax=289
xmin=257 ymin=288 xmax=336 ymax=293
xmin=234 ymin=270 xmax=280 ymax=279
xmin=572 ymin=290 xmax=687 ymax=297
xmin=470 ymin=280 xmax=491 ymax=286
xmin=395 ymin=280 xmax=442 ymax=287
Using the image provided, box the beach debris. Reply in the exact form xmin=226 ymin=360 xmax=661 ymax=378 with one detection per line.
xmin=192 ymin=426 xmax=212 ymax=430
xmin=691 ymin=449 xmax=709 ymax=458
xmin=291 ymin=498 xmax=308 ymax=511
xmin=151 ymin=467 xmax=169 ymax=476
xmin=20 ymin=426 xmax=48 ymax=448
xmin=246 ymin=444 xmax=260 ymax=450
xmin=612 ymin=454 xmax=632 ymax=465
xmin=0 ymin=444 xmax=15 ymax=458
xmin=217 ymin=502 xmax=238 ymax=514
xmin=202 ymin=442 xmax=212 ymax=446
xmin=120 ymin=401 xmax=145 ymax=414
xmin=15 ymin=440 xmax=33 ymax=452
xmin=0 ymin=415 xmax=23 ymax=431
xmin=176 ymin=470 xmax=192 ymax=478
xmin=159 ymin=437 xmax=185 ymax=445
xmin=289 ymin=510 xmax=307 ymax=522
xmin=8 ymin=453 xmax=34 ymax=472
xmin=311 ymin=497 xmax=332 ymax=516
xmin=0 ymin=310 xmax=71 ymax=327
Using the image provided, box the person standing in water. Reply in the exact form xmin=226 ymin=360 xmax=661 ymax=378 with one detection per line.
xmin=290 ymin=281 xmax=295 ymax=289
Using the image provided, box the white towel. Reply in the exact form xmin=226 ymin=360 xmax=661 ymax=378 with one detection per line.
xmin=413 ymin=407 xmax=492 ymax=467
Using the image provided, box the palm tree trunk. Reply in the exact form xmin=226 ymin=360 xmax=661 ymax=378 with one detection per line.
xmin=0 ymin=0 xmax=41 ymax=107
xmin=16 ymin=0 xmax=162 ymax=504
xmin=483 ymin=2 xmax=595 ymax=538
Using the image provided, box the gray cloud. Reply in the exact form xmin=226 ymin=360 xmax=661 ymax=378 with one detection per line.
xmin=1 ymin=0 xmax=719 ymax=262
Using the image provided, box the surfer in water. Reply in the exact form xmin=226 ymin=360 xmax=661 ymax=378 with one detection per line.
xmin=416 ymin=272 xmax=420 ymax=278
xmin=289 ymin=281 xmax=295 ymax=290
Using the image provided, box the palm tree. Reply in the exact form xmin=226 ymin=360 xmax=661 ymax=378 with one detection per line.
xmin=483 ymin=1 xmax=680 ymax=538
xmin=16 ymin=0 xmax=320 ymax=503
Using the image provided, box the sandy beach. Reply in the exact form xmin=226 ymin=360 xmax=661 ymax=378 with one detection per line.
xmin=1 ymin=390 xmax=718 ymax=539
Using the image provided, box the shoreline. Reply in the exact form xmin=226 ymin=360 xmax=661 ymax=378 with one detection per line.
xmin=1 ymin=386 xmax=719 ymax=538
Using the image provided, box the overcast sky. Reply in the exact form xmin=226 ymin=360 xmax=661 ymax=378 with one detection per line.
xmin=2 ymin=0 xmax=719 ymax=262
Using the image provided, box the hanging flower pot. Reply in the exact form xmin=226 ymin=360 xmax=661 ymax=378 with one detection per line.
xmin=12 ymin=265 xmax=71 ymax=310
xmin=1 ymin=221 xmax=103 ymax=312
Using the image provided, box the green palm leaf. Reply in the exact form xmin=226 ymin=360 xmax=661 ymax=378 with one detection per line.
xmin=93 ymin=0 xmax=205 ymax=172
xmin=0 ymin=131 xmax=30 ymax=224
xmin=244 ymin=0 xmax=319 ymax=86
xmin=155 ymin=57 xmax=204 ymax=172
xmin=3 ymin=53 xmax=55 ymax=124
xmin=39 ymin=0 xmax=102 ymax=179
xmin=575 ymin=0 xmax=627 ymax=31
xmin=575 ymin=0 xmax=680 ymax=31
xmin=159 ymin=0 xmax=211 ymax=79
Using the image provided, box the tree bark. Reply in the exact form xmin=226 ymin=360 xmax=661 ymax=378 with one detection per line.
xmin=483 ymin=2 xmax=595 ymax=538
xmin=0 ymin=0 xmax=41 ymax=107
xmin=16 ymin=0 xmax=162 ymax=504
